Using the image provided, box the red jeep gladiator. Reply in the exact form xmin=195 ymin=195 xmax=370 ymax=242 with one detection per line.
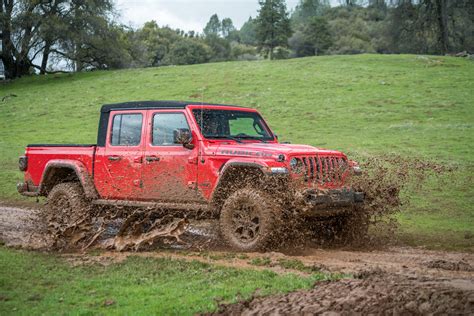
xmin=18 ymin=101 xmax=364 ymax=250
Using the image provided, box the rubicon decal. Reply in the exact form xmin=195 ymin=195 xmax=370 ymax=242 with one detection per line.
xmin=220 ymin=150 xmax=273 ymax=158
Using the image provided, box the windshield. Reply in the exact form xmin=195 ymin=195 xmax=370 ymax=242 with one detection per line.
xmin=192 ymin=109 xmax=274 ymax=141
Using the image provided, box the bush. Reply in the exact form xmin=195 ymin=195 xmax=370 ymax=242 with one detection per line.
xmin=272 ymin=46 xmax=291 ymax=59
xmin=163 ymin=39 xmax=212 ymax=65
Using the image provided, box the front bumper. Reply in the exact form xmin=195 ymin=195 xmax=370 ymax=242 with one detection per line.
xmin=297 ymin=188 xmax=364 ymax=217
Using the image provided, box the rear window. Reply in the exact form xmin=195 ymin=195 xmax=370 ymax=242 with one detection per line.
xmin=110 ymin=114 xmax=143 ymax=146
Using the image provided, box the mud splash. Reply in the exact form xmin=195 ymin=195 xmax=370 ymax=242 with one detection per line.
xmin=4 ymin=154 xmax=456 ymax=253
xmin=46 ymin=205 xmax=197 ymax=251
xmin=341 ymin=154 xmax=454 ymax=246
xmin=349 ymin=154 xmax=453 ymax=217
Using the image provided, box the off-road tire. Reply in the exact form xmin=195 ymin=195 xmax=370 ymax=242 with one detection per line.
xmin=219 ymin=188 xmax=280 ymax=252
xmin=46 ymin=182 xmax=91 ymax=248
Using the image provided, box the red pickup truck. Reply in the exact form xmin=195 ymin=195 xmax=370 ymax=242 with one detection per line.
xmin=18 ymin=101 xmax=364 ymax=250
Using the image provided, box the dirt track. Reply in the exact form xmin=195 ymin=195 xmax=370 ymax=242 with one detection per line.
xmin=1 ymin=204 xmax=473 ymax=314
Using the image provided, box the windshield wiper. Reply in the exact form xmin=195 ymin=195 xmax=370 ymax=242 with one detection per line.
xmin=234 ymin=135 xmax=268 ymax=143
xmin=205 ymin=135 xmax=243 ymax=143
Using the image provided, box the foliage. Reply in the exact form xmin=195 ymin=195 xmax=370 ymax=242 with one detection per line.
xmin=230 ymin=42 xmax=258 ymax=60
xmin=221 ymin=18 xmax=237 ymax=39
xmin=130 ymin=21 xmax=183 ymax=67
xmin=162 ymin=38 xmax=212 ymax=65
xmin=205 ymin=35 xmax=232 ymax=62
xmin=291 ymin=0 xmax=330 ymax=26
xmin=289 ymin=16 xmax=332 ymax=56
xmin=2 ymin=1 xmax=472 ymax=77
xmin=239 ymin=17 xmax=259 ymax=45
xmin=256 ymin=0 xmax=292 ymax=59
xmin=204 ymin=14 xmax=222 ymax=37
xmin=0 ymin=0 xmax=116 ymax=78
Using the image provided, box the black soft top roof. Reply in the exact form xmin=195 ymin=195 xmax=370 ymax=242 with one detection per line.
xmin=100 ymin=100 xmax=243 ymax=113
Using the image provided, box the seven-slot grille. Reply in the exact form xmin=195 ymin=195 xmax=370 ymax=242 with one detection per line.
xmin=299 ymin=156 xmax=348 ymax=184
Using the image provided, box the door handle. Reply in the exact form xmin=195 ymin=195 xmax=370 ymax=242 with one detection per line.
xmin=145 ymin=156 xmax=160 ymax=162
xmin=108 ymin=155 xmax=121 ymax=161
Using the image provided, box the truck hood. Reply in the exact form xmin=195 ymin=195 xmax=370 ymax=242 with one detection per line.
xmin=206 ymin=142 xmax=345 ymax=158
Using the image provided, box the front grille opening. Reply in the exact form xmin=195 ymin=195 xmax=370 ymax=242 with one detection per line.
xmin=296 ymin=155 xmax=348 ymax=185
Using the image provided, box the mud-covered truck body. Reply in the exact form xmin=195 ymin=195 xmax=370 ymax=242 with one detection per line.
xmin=18 ymin=101 xmax=364 ymax=250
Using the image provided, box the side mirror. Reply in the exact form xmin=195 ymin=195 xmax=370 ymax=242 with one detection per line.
xmin=174 ymin=129 xmax=194 ymax=149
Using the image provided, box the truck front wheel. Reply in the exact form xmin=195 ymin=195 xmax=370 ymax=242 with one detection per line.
xmin=46 ymin=182 xmax=91 ymax=248
xmin=219 ymin=188 xmax=280 ymax=251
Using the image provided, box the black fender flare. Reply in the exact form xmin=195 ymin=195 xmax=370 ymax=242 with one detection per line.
xmin=39 ymin=160 xmax=98 ymax=199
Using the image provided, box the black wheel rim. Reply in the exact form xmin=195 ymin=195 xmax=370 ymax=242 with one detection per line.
xmin=231 ymin=202 xmax=260 ymax=244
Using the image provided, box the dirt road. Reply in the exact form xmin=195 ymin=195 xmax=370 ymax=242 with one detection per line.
xmin=1 ymin=205 xmax=473 ymax=314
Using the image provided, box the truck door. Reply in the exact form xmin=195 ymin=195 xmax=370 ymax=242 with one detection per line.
xmin=95 ymin=110 xmax=147 ymax=200
xmin=141 ymin=110 xmax=201 ymax=202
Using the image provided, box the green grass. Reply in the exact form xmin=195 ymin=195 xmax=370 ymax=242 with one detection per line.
xmin=249 ymin=257 xmax=273 ymax=267
xmin=0 ymin=247 xmax=328 ymax=315
xmin=0 ymin=54 xmax=473 ymax=250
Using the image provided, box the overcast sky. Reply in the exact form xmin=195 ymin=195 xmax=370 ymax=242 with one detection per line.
xmin=115 ymin=0 xmax=301 ymax=33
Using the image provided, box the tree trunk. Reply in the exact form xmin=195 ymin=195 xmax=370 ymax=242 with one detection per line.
xmin=436 ymin=0 xmax=449 ymax=54
xmin=1 ymin=0 xmax=35 ymax=78
xmin=40 ymin=41 xmax=52 ymax=75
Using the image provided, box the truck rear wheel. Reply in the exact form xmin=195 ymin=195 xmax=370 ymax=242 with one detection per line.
xmin=219 ymin=188 xmax=280 ymax=252
xmin=46 ymin=182 xmax=91 ymax=248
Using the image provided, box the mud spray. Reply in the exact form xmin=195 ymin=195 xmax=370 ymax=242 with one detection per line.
xmin=36 ymin=154 xmax=452 ymax=252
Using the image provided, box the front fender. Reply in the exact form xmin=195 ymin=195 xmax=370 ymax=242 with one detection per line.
xmin=219 ymin=158 xmax=271 ymax=175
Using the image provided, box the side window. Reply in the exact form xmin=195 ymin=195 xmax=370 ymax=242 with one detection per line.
xmin=110 ymin=114 xmax=143 ymax=146
xmin=153 ymin=113 xmax=190 ymax=146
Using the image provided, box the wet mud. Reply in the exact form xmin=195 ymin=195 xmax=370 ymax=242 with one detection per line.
xmin=1 ymin=204 xmax=473 ymax=315
xmin=211 ymin=271 xmax=474 ymax=315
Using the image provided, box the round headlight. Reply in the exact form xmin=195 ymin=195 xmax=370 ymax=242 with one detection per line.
xmin=290 ymin=158 xmax=304 ymax=173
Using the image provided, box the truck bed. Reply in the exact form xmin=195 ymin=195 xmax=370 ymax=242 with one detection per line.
xmin=24 ymin=144 xmax=97 ymax=190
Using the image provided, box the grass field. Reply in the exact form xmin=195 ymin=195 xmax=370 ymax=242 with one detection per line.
xmin=0 ymin=247 xmax=331 ymax=314
xmin=0 ymin=54 xmax=473 ymax=250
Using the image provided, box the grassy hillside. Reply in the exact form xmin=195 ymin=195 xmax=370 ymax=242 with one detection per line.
xmin=0 ymin=54 xmax=473 ymax=250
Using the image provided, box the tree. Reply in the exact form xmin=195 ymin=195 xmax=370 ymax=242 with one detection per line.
xmin=421 ymin=0 xmax=449 ymax=54
xmin=205 ymin=35 xmax=232 ymax=61
xmin=131 ymin=21 xmax=182 ymax=67
xmin=0 ymin=0 xmax=117 ymax=78
xmin=289 ymin=16 xmax=332 ymax=56
xmin=221 ymin=18 xmax=236 ymax=38
xmin=255 ymin=0 xmax=292 ymax=59
xmin=305 ymin=16 xmax=332 ymax=55
xmin=163 ymin=38 xmax=212 ymax=65
xmin=239 ymin=17 xmax=258 ymax=45
xmin=203 ymin=14 xmax=221 ymax=37
xmin=291 ymin=0 xmax=330 ymax=26
xmin=0 ymin=0 xmax=42 ymax=78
